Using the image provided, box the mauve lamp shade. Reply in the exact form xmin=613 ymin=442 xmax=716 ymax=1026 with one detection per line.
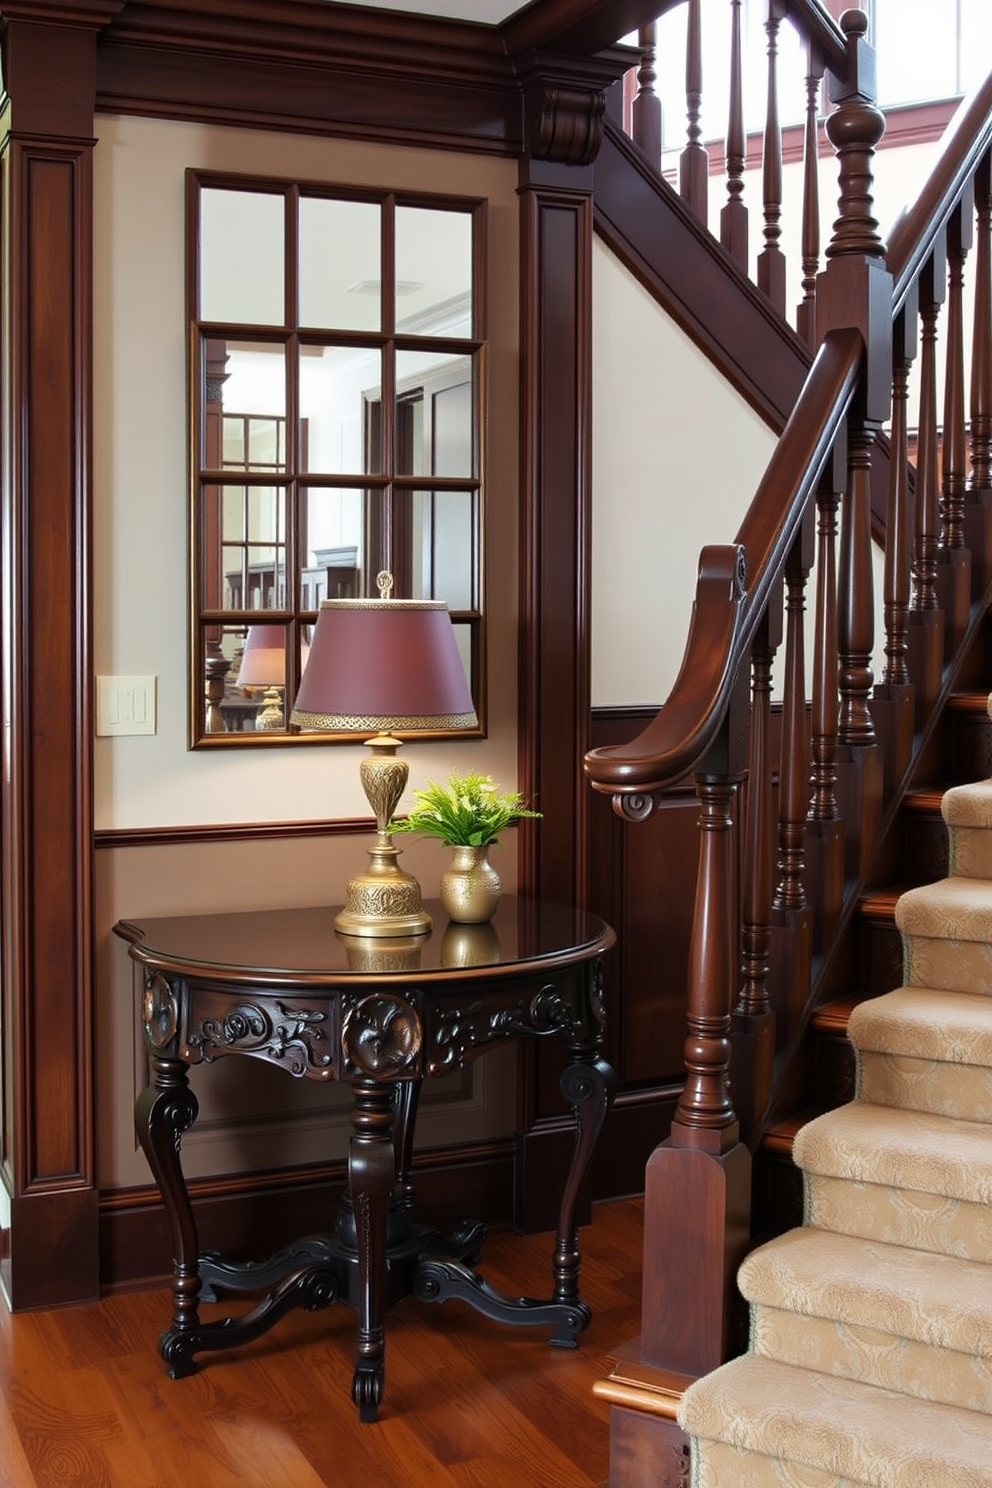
xmin=291 ymin=597 xmax=476 ymax=732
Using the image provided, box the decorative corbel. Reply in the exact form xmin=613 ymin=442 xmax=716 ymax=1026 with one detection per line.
xmin=518 ymin=45 xmax=635 ymax=166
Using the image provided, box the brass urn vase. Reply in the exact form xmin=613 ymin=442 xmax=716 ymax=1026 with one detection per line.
xmin=439 ymin=844 xmax=502 ymax=924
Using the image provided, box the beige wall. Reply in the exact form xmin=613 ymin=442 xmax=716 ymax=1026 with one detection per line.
xmin=92 ymin=116 xmax=521 ymax=1189
xmin=92 ymin=115 xmax=521 ymax=833
xmin=591 ymin=239 xmax=777 ymax=708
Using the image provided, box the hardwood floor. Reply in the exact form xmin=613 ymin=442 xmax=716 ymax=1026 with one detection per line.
xmin=0 ymin=1199 xmax=643 ymax=1488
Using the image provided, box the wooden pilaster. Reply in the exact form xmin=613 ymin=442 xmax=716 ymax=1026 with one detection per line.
xmin=0 ymin=4 xmax=123 ymax=1308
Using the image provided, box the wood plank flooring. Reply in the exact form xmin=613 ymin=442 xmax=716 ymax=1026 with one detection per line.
xmin=0 ymin=1198 xmax=643 ymax=1488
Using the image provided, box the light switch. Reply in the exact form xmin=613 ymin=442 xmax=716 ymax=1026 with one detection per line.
xmin=96 ymin=675 xmax=157 ymax=736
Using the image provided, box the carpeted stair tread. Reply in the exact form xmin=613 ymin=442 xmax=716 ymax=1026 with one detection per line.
xmin=896 ymin=875 xmax=992 ymax=940
xmin=793 ymin=1102 xmax=992 ymax=1204
xmin=943 ymin=779 xmax=992 ymax=828
xmin=848 ymin=986 xmax=992 ymax=1065
xmin=739 ymin=1226 xmax=992 ymax=1358
xmin=678 ymin=1354 xmax=992 ymax=1488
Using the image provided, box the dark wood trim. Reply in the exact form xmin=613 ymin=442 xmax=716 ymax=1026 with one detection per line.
xmin=0 ymin=15 xmax=102 ymax=1310
xmin=95 ymin=36 xmax=521 ymax=156
xmin=517 ymin=159 xmax=595 ymax=912
xmin=94 ymin=817 xmax=376 ymax=850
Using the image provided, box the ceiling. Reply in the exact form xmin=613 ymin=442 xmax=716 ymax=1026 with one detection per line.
xmin=325 ymin=0 xmax=534 ymax=23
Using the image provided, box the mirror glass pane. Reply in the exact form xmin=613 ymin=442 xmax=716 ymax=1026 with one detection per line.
xmin=205 ymin=340 xmax=288 ymax=469
xmin=200 ymin=189 xmax=285 ymax=326
xmin=395 ymin=351 xmax=474 ymax=478
xmin=302 ymin=488 xmax=366 ymax=607
xmin=395 ymin=206 xmax=472 ymax=335
xmin=407 ymin=490 xmax=476 ymax=609
xmin=300 ymin=197 xmax=382 ymax=331
xmin=299 ymin=346 xmax=382 ymax=475
xmin=203 ymin=484 xmax=286 ymax=611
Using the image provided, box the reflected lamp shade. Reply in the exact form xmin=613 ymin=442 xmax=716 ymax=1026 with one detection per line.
xmin=290 ymin=598 xmax=476 ymax=733
xmin=236 ymin=624 xmax=288 ymax=687
xmin=237 ymin=623 xmax=309 ymax=733
xmin=290 ymin=593 xmax=476 ymax=939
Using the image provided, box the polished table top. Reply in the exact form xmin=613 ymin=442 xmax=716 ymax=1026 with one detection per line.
xmin=116 ymin=896 xmax=614 ymax=986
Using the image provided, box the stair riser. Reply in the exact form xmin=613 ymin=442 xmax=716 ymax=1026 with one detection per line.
xmin=904 ymin=934 xmax=992 ymax=994
xmin=858 ymin=1049 xmax=992 ymax=1122
xmin=805 ymin=1173 xmax=992 ymax=1264
xmin=750 ymin=1305 xmax=992 ymax=1413
xmin=689 ymin=1439 xmax=871 ymax=1487
xmin=949 ymin=825 xmax=992 ymax=879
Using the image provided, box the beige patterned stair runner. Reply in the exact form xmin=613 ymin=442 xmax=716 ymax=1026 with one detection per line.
xmin=677 ymin=763 xmax=992 ymax=1487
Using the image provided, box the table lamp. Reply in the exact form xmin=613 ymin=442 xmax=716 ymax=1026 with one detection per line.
xmin=236 ymin=623 xmax=308 ymax=731
xmin=291 ymin=571 xmax=477 ymax=938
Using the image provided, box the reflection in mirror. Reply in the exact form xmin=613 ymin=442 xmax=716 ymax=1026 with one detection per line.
xmin=302 ymin=489 xmax=365 ymax=607
xmin=300 ymin=197 xmax=381 ymax=332
xmin=395 ymin=206 xmax=472 ymax=335
xmin=200 ymin=189 xmax=285 ymax=326
xmin=203 ymin=621 xmax=311 ymax=734
xmin=191 ymin=175 xmax=485 ymax=746
xmin=300 ymin=345 xmax=382 ymax=475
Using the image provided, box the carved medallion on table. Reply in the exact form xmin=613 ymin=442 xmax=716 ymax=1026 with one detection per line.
xmin=341 ymin=994 xmax=422 ymax=1079
xmin=142 ymin=972 xmax=179 ymax=1050
xmin=182 ymin=999 xmax=333 ymax=1078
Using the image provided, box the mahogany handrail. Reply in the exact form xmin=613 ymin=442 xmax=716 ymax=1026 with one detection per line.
xmin=887 ymin=69 xmax=992 ymax=310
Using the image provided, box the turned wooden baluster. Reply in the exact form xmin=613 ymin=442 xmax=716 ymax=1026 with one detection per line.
xmin=681 ymin=0 xmax=709 ymax=225
xmin=971 ymin=153 xmax=992 ymax=497
xmin=774 ymin=537 xmax=810 ymax=913
xmin=884 ymin=307 xmax=915 ymax=690
xmin=806 ymin=455 xmax=844 ymax=950
xmin=757 ymin=0 xmax=786 ymax=315
xmin=871 ymin=298 xmax=919 ymax=795
xmin=721 ymin=0 xmax=747 ymax=268
xmin=732 ymin=611 xmax=778 ymax=1136
xmin=906 ymin=253 xmax=946 ymax=730
xmin=739 ymin=617 xmax=776 ymax=1020
xmin=838 ymin=424 xmax=876 ymax=748
xmin=836 ymin=420 xmax=884 ymax=878
xmin=632 ymin=20 xmax=662 ymax=170
xmin=768 ymin=528 xmax=814 ymax=1041
xmin=810 ymin=476 xmax=840 ymax=824
xmin=942 ymin=198 xmax=970 ymax=553
xmin=673 ymin=773 xmax=739 ymax=1137
xmin=796 ymin=46 xmax=823 ymax=346
xmin=913 ymin=253 xmax=944 ymax=617
xmin=938 ymin=193 xmax=974 ymax=650
xmin=966 ymin=150 xmax=992 ymax=593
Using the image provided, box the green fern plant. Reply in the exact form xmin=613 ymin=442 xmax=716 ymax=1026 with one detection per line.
xmin=389 ymin=772 xmax=541 ymax=847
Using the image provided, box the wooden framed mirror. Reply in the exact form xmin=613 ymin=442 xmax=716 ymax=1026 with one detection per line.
xmin=187 ymin=171 xmax=487 ymax=746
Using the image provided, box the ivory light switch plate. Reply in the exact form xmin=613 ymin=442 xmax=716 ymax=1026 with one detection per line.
xmin=96 ymin=675 xmax=157 ymax=736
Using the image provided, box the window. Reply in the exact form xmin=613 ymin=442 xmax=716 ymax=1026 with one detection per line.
xmin=870 ymin=0 xmax=991 ymax=109
xmin=189 ymin=173 xmax=485 ymax=744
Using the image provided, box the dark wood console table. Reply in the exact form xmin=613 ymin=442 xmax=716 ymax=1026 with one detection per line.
xmin=115 ymin=897 xmax=615 ymax=1420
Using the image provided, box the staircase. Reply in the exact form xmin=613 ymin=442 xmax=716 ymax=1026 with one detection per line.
xmin=679 ymin=729 xmax=992 ymax=1486
xmin=582 ymin=5 xmax=992 ymax=1484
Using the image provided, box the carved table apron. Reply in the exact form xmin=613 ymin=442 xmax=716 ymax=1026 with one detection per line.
xmin=115 ymin=897 xmax=615 ymax=1421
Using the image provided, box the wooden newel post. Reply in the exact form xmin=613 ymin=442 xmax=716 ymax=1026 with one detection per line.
xmin=641 ymin=719 xmax=751 ymax=1378
xmin=815 ymin=8 xmax=892 ymax=425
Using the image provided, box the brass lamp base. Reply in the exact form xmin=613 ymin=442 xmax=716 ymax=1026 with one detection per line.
xmin=335 ymin=732 xmax=432 ymax=938
xmin=334 ymin=836 xmax=432 ymax=938
xmin=254 ymin=685 xmax=285 ymax=731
